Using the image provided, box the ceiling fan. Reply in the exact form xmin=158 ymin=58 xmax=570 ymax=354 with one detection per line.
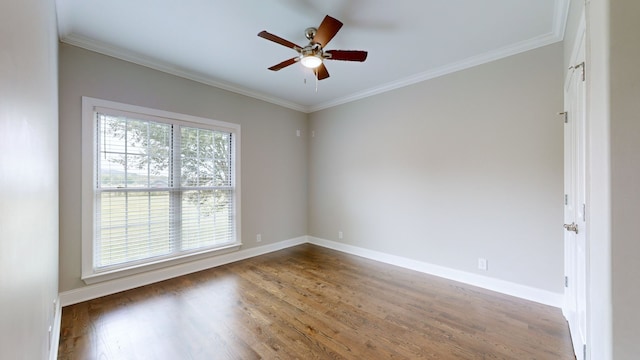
xmin=258 ymin=15 xmax=368 ymax=80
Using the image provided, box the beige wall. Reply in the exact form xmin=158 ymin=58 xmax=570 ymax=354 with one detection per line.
xmin=609 ymin=1 xmax=640 ymax=358
xmin=308 ymin=43 xmax=564 ymax=292
xmin=0 ymin=0 xmax=59 ymax=358
xmin=59 ymin=44 xmax=308 ymax=292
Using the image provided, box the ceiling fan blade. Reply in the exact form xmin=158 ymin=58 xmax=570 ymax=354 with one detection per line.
xmin=325 ymin=50 xmax=368 ymax=62
xmin=268 ymin=57 xmax=299 ymax=71
xmin=258 ymin=31 xmax=302 ymax=51
xmin=313 ymin=15 xmax=343 ymax=47
xmin=315 ymin=63 xmax=330 ymax=80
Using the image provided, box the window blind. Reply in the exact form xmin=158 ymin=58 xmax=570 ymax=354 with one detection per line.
xmin=94 ymin=112 xmax=236 ymax=271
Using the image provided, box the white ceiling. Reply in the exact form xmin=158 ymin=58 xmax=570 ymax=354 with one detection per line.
xmin=55 ymin=0 xmax=569 ymax=113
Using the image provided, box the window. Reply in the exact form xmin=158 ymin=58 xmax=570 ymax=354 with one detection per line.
xmin=82 ymin=97 xmax=241 ymax=282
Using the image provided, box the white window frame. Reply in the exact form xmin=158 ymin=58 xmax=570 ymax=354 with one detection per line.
xmin=81 ymin=97 xmax=241 ymax=284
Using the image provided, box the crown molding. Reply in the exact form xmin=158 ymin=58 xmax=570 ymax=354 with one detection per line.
xmin=309 ymin=34 xmax=561 ymax=112
xmin=54 ymin=0 xmax=72 ymax=38
xmin=58 ymin=0 xmax=569 ymax=114
xmin=309 ymin=0 xmax=570 ymax=113
xmin=59 ymin=34 xmax=309 ymax=113
xmin=554 ymin=0 xmax=571 ymax=41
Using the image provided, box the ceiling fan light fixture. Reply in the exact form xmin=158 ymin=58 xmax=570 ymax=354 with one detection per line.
xmin=259 ymin=15 xmax=366 ymax=80
xmin=300 ymin=54 xmax=323 ymax=69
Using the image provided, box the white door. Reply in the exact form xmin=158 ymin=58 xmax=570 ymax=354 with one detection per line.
xmin=563 ymin=29 xmax=588 ymax=360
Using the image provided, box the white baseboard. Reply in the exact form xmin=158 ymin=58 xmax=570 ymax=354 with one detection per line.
xmin=59 ymin=235 xmax=562 ymax=309
xmin=59 ymin=236 xmax=307 ymax=307
xmin=49 ymin=296 xmax=61 ymax=360
xmin=307 ymin=237 xmax=563 ymax=308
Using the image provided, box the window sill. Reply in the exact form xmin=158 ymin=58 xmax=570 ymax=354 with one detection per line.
xmin=81 ymin=242 xmax=242 ymax=285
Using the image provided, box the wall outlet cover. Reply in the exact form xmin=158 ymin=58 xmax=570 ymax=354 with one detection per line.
xmin=478 ymin=258 xmax=488 ymax=271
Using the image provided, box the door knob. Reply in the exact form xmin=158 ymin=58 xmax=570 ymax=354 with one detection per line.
xmin=564 ymin=223 xmax=579 ymax=234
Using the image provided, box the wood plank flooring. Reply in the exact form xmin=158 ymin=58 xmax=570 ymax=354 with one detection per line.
xmin=58 ymin=244 xmax=575 ymax=359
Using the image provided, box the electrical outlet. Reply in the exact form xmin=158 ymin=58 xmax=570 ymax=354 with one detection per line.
xmin=256 ymin=234 xmax=262 ymax=242
xmin=478 ymin=258 xmax=488 ymax=271
xmin=296 ymin=129 xmax=301 ymax=137
xmin=338 ymin=231 xmax=343 ymax=240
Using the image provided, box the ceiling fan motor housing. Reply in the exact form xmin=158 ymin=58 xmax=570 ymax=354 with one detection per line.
xmin=304 ymin=27 xmax=317 ymax=41
xmin=301 ymin=43 xmax=322 ymax=57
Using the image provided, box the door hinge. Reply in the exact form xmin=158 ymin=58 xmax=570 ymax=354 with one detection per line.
xmin=565 ymin=194 xmax=569 ymax=205
xmin=583 ymin=343 xmax=587 ymax=359
xmin=559 ymin=111 xmax=568 ymax=123
xmin=565 ymin=276 xmax=569 ymax=288
xmin=583 ymin=203 xmax=587 ymax=222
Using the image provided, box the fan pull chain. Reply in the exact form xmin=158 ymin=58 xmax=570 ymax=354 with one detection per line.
xmin=303 ymin=69 xmax=318 ymax=93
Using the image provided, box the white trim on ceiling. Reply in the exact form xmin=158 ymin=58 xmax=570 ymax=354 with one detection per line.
xmin=60 ymin=34 xmax=309 ymax=113
xmin=57 ymin=0 xmax=569 ymax=114
xmin=309 ymin=0 xmax=571 ymax=112
xmin=309 ymin=33 xmax=563 ymax=112
xmin=54 ymin=0 xmax=72 ymax=37
xmin=553 ymin=0 xmax=572 ymax=40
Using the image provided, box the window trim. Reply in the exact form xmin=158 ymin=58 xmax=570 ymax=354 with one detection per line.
xmin=81 ymin=96 xmax=241 ymax=284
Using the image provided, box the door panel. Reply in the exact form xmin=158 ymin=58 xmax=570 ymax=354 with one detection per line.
xmin=564 ymin=29 xmax=587 ymax=360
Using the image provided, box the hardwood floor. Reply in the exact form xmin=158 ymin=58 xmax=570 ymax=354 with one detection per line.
xmin=58 ymin=244 xmax=575 ymax=359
